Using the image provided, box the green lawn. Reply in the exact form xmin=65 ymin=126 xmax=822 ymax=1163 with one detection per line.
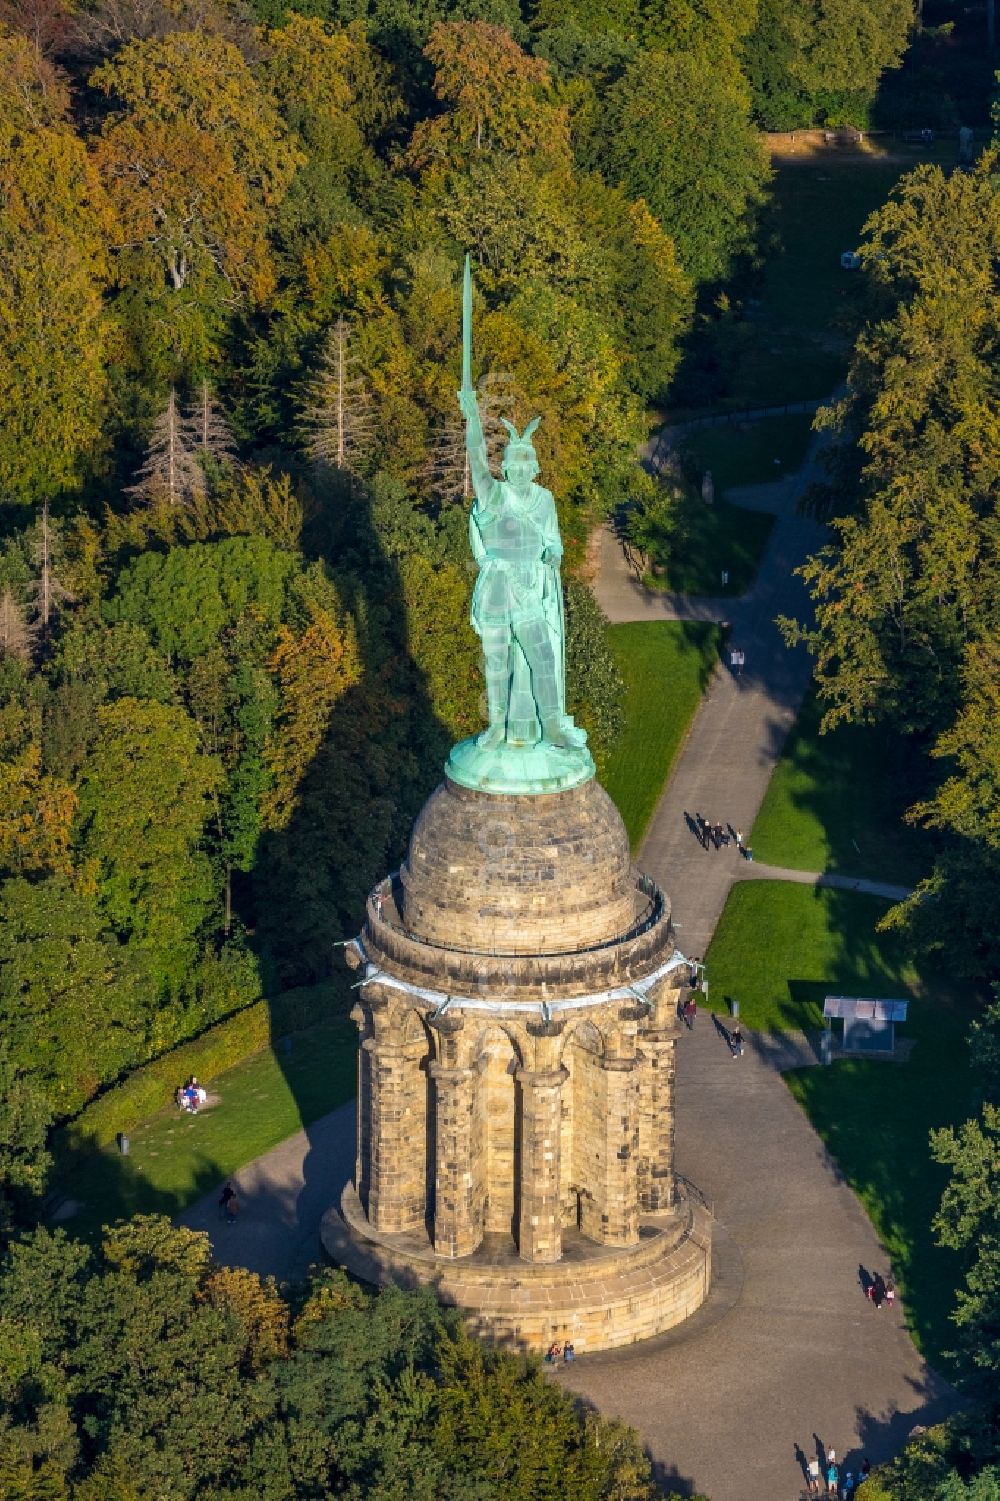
xmin=679 ymin=411 xmax=815 ymax=495
xmin=672 ymin=151 xmax=950 ymax=415
xmin=705 ymin=880 xmax=976 ymax=1365
xmin=643 ymin=495 xmax=775 ymax=598
xmin=704 ymin=881 xmax=920 ymax=1031
xmin=749 ymin=688 xmax=932 ymax=885
xmin=730 ymin=155 xmax=919 ymax=405
xmin=56 ymin=1017 xmax=357 ymax=1241
xmin=603 ymin=621 xmax=720 ymax=848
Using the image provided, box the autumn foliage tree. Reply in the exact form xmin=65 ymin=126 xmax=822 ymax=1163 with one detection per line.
xmin=92 ymin=28 xmax=303 ymax=374
xmin=0 ymin=26 xmax=115 ymax=504
xmin=785 ymin=153 xmax=1000 ymax=977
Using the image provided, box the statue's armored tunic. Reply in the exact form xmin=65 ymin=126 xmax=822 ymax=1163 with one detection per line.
xmin=470 ymin=482 xmax=560 ymax=625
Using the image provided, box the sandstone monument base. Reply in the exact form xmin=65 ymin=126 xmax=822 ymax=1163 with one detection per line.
xmin=321 ymin=773 xmax=712 ymax=1353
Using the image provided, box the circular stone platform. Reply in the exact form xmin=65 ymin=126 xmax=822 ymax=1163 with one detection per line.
xmin=322 ymin=1182 xmax=713 ymax=1353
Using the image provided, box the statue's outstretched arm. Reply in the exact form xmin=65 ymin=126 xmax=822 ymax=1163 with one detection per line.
xmin=458 ymin=388 xmax=494 ymax=504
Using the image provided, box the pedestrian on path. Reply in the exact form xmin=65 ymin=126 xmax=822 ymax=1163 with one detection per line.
xmin=683 ymin=996 xmax=697 ymax=1030
xmin=730 ymin=1023 xmax=743 ymax=1058
xmin=872 ymin=1272 xmax=886 ymax=1308
xmin=826 ymin=1460 xmax=839 ymax=1496
xmin=806 ymin=1456 xmax=821 ymax=1494
xmin=219 ymin=1181 xmax=240 ymax=1223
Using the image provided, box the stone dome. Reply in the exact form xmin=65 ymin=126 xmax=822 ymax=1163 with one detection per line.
xmin=398 ymin=774 xmax=637 ymax=955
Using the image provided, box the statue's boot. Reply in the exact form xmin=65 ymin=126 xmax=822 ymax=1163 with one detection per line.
xmin=476 ymin=721 xmax=507 ymax=750
xmin=477 ymin=668 xmax=510 ymax=749
xmin=541 ymin=714 xmax=588 ymax=750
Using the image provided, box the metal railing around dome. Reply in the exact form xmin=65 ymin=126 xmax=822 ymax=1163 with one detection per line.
xmin=366 ymin=868 xmax=669 ymax=960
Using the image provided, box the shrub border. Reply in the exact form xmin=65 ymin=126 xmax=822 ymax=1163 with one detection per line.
xmin=51 ymin=982 xmax=339 ymax=1174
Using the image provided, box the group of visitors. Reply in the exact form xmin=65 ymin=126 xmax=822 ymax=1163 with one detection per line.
xmin=175 ymin=1076 xmax=207 ymax=1113
xmin=805 ymin=1447 xmax=871 ymax=1497
xmin=866 ymin=1272 xmax=896 ymax=1310
xmin=692 ymin=813 xmax=752 ymax=860
xmin=544 ymin=1341 xmax=575 ymax=1364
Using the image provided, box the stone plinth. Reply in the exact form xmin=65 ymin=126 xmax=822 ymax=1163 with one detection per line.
xmin=325 ymin=771 xmax=712 ymax=1354
xmin=323 ymin=1183 xmax=712 ymax=1353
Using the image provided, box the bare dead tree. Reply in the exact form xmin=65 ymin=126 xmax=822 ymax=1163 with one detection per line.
xmin=69 ymin=0 xmax=257 ymax=61
xmin=186 ymin=379 xmax=238 ymax=465
xmin=0 ymin=589 xmax=38 ymax=663
xmin=476 ymin=369 xmax=526 ymax=472
xmin=422 ymin=370 xmax=530 ymax=505
xmin=421 ymin=412 xmax=471 ymax=507
xmin=127 ymin=387 xmax=205 ymax=509
xmin=0 ymin=0 xmax=75 ymax=57
xmin=300 ymin=315 xmax=376 ymax=475
xmin=27 ymin=500 xmax=73 ymax=639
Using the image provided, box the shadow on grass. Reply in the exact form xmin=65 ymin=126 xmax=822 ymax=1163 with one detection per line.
xmin=750 ymin=686 xmax=935 ymax=885
xmin=55 ymin=1013 xmax=358 ymax=1248
xmin=641 ymin=494 xmax=776 ymax=599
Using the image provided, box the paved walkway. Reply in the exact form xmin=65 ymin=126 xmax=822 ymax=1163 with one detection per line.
xmin=738 ymin=860 xmax=912 ymax=903
xmin=182 ymin=1102 xmax=356 ymax=1286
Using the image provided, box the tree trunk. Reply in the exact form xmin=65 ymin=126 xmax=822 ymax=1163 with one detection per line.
xmin=168 ymin=389 xmax=178 ymax=506
xmin=39 ymin=500 xmax=51 ymax=631
xmin=336 ymin=315 xmax=346 ymax=468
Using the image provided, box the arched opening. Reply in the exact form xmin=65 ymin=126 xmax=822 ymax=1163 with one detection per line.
xmin=354 ymin=1003 xmax=374 ymax=1215
xmin=479 ymin=1025 xmax=520 ymax=1237
xmin=399 ymin=1009 xmax=434 ymax=1232
xmin=561 ymin=1020 xmax=604 ymax=1241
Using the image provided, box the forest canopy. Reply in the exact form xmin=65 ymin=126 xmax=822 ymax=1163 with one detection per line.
xmin=0 ymin=0 xmax=935 ymax=1225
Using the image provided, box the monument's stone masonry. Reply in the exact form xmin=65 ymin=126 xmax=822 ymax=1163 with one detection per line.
xmin=321 ymin=774 xmax=713 ymax=1352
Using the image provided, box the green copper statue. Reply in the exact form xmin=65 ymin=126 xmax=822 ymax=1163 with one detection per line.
xmin=446 ymin=256 xmax=594 ymax=795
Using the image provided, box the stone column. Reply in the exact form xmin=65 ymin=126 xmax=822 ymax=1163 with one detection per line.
xmin=365 ymin=1033 xmax=429 ymax=1233
xmin=350 ymin=1002 xmax=372 ymax=1209
xmin=516 ymin=1066 xmax=568 ymax=1263
xmin=588 ymin=1056 xmax=640 ymax=1245
xmin=637 ymin=1030 xmax=678 ymax=1211
xmin=429 ymin=1059 xmax=483 ymax=1258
